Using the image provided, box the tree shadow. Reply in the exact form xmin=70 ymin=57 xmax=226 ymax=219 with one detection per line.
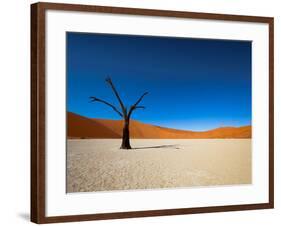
xmin=132 ymin=144 xmax=179 ymax=150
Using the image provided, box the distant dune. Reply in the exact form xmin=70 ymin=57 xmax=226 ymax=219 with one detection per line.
xmin=67 ymin=112 xmax=120 ymax=139
xmin=67 ymin=112 xmax=251 ymax=139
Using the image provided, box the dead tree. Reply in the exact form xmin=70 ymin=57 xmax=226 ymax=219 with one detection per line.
xmin=90 ymin=77 xmax=148 ymax=149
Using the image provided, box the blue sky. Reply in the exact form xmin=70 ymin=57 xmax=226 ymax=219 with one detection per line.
xmin=67 ymin=32 xmax=252 ymax=131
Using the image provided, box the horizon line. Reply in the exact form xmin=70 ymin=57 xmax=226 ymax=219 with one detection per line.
xmin=68 ymin=111 xmax=251 ymax=133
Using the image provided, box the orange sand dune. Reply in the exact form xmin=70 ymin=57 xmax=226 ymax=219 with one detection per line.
xmin=67 ymin=112 xmax=119 ymax=139
xmin=67 ymin=112 xmax=251 ymax=139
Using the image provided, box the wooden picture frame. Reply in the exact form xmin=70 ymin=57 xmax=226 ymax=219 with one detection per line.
xmin=31 ymin=2 xmax=274 ymax=224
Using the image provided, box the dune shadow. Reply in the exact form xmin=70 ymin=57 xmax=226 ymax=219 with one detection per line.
xmin=132 ymin=144 xmax=178 ymax=150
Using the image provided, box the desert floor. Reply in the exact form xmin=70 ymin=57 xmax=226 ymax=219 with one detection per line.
xmin=67 ymin=139 xmax=251 ymax=193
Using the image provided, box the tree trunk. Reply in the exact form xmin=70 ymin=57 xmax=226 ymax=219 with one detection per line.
xmin=120 ymin=119 xmax=131 ymax=149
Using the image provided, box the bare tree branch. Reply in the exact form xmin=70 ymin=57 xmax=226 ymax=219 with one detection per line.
xmin=133 ymin=92 xmax=148 ymax=107
xmin=89 ymin=96 xmax=123 ymax=118
xmin=105 ymin=77 xmax=126 ymax=115
xmin=128 ymin=92 xmax=148 ymax=118
xmin=89 ymin=77 xmax=149 ymax=149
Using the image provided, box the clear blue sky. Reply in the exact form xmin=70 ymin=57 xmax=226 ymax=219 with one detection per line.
xmin=67 ymin=32 xmax=252 ymax=131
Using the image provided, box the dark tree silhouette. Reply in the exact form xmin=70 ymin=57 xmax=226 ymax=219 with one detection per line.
xmin=90 ymin=77 xmax=148 ymax=149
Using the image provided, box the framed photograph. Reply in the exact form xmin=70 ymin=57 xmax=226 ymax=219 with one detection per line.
xmin=31 ymin=2 xmax=274 ymax=224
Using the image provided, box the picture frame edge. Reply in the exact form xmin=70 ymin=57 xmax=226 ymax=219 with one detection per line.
xmin=31 ymin=2 xmax=47 ymax=224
